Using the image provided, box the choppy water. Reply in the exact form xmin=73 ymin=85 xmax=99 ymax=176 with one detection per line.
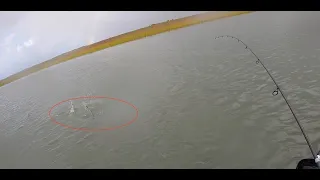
xmin=1 ymin=12 xmax=320 ymax=168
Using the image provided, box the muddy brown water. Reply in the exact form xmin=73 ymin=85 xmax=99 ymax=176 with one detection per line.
xmin=1 ymin=12 xmax=320 ymax=168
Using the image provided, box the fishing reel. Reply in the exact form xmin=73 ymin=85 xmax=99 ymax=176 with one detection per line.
xmin=214 ymin=35 xmax=320 ymax=169
xmin=296 ymin=152 xmax=320 ymax=169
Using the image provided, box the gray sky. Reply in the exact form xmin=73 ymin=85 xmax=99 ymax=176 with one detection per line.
xmin=0 ymin=11 xmax=206 ymax=80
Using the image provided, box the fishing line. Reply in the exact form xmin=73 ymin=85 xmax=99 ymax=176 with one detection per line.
xmin=214 ymin=35 xmax=319 ymax=161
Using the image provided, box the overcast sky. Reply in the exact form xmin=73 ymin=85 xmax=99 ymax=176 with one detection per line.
xmin=0 ymin=11 xmax=206 ymax=79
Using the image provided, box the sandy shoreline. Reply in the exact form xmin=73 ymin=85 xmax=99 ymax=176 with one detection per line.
xmin=0 ymin=11 xmax=253 ymax=87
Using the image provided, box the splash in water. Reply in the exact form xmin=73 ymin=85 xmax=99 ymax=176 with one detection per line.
xmin=82 ymin=101 xmax=94 ymax=119
xmin=69 ymin=101 xmax=75 ymax=114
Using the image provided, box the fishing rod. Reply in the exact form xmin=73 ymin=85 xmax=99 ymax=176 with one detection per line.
xmin=214 ymin=35 xmax=320 ymax=168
